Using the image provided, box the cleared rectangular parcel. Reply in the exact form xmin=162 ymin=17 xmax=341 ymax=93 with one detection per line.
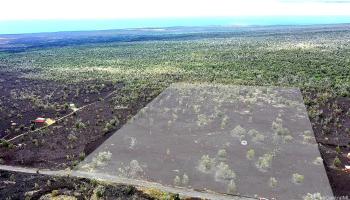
xmin=75 ymin=83 xmax=332 ymax=199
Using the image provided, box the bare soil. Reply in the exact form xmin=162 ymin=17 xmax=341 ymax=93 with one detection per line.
xmin=0 ymin=169 xmax=154 ymax=200
xmin=0 ymin=71 xmax=350 ymax=197
xmin=0 ymin=72 xmax=159 ymax=169
xmin=307 ymin=93 xmax=350 ymax=197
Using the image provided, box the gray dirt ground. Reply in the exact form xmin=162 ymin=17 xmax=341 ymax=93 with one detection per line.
xmin=75 ymin=83 xmax=333 ymax=200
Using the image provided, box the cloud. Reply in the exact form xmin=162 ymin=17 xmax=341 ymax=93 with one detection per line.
xmin=0 ymin=0 xmax=350 ymax=21
xmin=280 ymin=0 xmax=350 ymax=3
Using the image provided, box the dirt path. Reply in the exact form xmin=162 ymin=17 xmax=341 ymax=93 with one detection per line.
xmin=0 ymin=164 xmax=256 ymax=200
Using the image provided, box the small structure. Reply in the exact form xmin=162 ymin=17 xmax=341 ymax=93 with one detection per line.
xmin=33 ymin=117 xmax=56 ymax=126
xmin=45 ymin=118 xmax=56 ymax=126
xmin=34 ymin=117 xmax=46 ymax=123
xmin=70 ymin=103 xmax=78 ymax=112
xmin=343 ymin=165 xmax=350 ymax=173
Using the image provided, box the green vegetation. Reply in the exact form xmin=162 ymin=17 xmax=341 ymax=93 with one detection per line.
xmin=246 ymin=149 xmax=255 ymax=160
xmin=198 ymin=154 xmax=215 ymax=173
xmin=144 ymin=188 xmax=181 ymax=200
xmin=173 ymin=176 xmax=181 ymax=186
xmin=227 ymin=180 xmax=237 ymax=194
xmin=1 ymin=28 xmax=349 ymax=99
xmin=256 ymin=153 xmax=274 ymax=171
xmin=0 ymin=139 xmax=14 ymax=149
xmin=292 ymin=173 xmax=305 ymax=184
xmin=182 ymin=173 xmax=189 ymax=186
xmin=333 ymin=156 xmax=342 ymax=168
xmin=269 ymin=177 xmax=278 ymax=188
xmin=303 ymin=193 xmax=326 ymax=200
xmin=215 ymin=162 xmax=236 ymax=181
xmin=217 ymin=149 xmax=227 ymax=160
xmin=0 ymin=26 xmax=349 ymax=198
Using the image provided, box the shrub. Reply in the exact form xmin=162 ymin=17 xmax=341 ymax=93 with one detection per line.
xmin=217 ymin=149 xmax=227 ymax=159
xmin=0 ymin=139 xmax=14 ymax=149
xmin=170 ymin=194 xmax=180 ymax=200
xmin=231 ymin=125 xmax=246 ymax=137
xmin=313 ymin=157 xmax=323 ymax=165
xmin=75 ymin=120 xmax=86 ymax=129
xmin=303 ymin=193 xmax=325 ymax=200
xmin=252 ymin=133 xmax=265 ymax=143
xmin=182 ymin=173 xmax=189 ymax=186
xmin=30 ymin=124 xmax=35 ymax=131
xmin=67 ymin=133 xmax=78 ymax=142
xmin=173 ymin=176 xmax=181 ymax=186
xmin=32 ymin=139 xmax=39 ymax=147
xmin=269 ymin=177 xmax=278 ymax=188
xmin=335 ymin=146 xmax=341 ymax=154
xmin=79 ymin=152 xmax=86 ymax=161
xmin=256 ymin=153 xmax=273 ymax=171
xmin=63 ymin=103 xmax=69 ymax=110
xmin=227 ymin=180 xmax=237 ymax=194
xmin=51 ymin=190 xmax=59 ymax=197
xmin=103 ymin=118 xmax=119 ymax=134
xmin=215 ymin=162 xmax=236 ymax=180
xmin=292 ymin=173 xmax=304 ymax=184
xmin=246 ymin=149 xmax=255 ymax=160
xmin=198 ymin=155 xmax=215 ymax=173
xmin=333 ymin=156 xmax=342 ymax=168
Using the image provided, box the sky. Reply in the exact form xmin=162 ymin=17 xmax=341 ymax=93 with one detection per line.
xmin=1 ymin=0 xmax=350 ymax=21
xmin=1 ymin=0 xmax=350 ymax=34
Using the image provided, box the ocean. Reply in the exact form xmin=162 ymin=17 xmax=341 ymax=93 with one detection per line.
xmin=1 ymin=16 xmax=350 ymax=35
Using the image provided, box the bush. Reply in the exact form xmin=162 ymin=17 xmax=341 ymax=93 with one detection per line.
xmin=231 ymin=125 xmax=246 ymax=137
xmin=198 ymin=155 xmax=215 ymax=172
xmin=292 ymin=173 xmax=304 ymax=184
xmin=227 ymin=180 xmax=237 ymax=194
xmin=0 ymin=139 xmax=14 ymax=149
xmin=269 ymin=177 xmax=278 ymax=188
xmin=333 ymin=156 xmax=342 ymax=168
xmin=51 ymin=190 xmax=59 ymax=197
xmin=256 ymin=153 xmax=273 ymax=171
xmin=217 ymin=149 xmax=227 ymax=159
xmin=246 ymin=149 xmax=255 ymax=160
xmin=75 ymin=120 xmax=86 ymax=129
xmin=103 ymin=118 xmax=119 ymax=134
xmin=215 ymin=162 xmax=236 ymax=180
xmin=335 ymin=146 xmax=341 ymax=154
xmin=173 ymin=176 xmax=181 ymax=186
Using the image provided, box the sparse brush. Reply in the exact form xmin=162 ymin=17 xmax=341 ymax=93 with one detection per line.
xmin=67 ymin=133 xmax=78 ymax=142
xmin=182 ymin=173 xmax=189 ymax=186
xmin=198 ymin=155 xmax=215 ymax=173
xmin=231 ymin=125 xmax=246 ymax=137
xmin=217 ymin=149 xmax=227 ymax=160
xmin=303 ymin=193 xmax=325 ymax=200
xmin=227 ymin=180 xmax=237 ymax=194
xmin=313 ymin=157 xmax=323 ymax=165
xmin=0 ymin=139 xmax=14 ymax=149
xmin=269 ymin=177 xmax=278 ymax=188
xmin=51 ymin=190 xmax=59 ymax=197
xmin=246 ymin=149 xmax=255 ymax=160
xmin=75 ymin=120 xmax=86 ymax=129
xmin=333 ymin=156 xmax=342 ymax=168
xmin=215 ymin=162 xmax=236 ymax=181
xmin=173 ymin=176 xmax=181 ymax=186
xmin=256 ymin=153 xmax=273 ymax=171
xmin=292 ymin=173 xmax=304 ymax=184
xmin=335 ymin=146 xmax=341 ymax=154
xmin=252 ymin=133 xmax=265 ymax=143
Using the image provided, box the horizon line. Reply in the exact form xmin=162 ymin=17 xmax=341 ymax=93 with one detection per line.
xmin=1 ymin=16 xmax=350 ymax=35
